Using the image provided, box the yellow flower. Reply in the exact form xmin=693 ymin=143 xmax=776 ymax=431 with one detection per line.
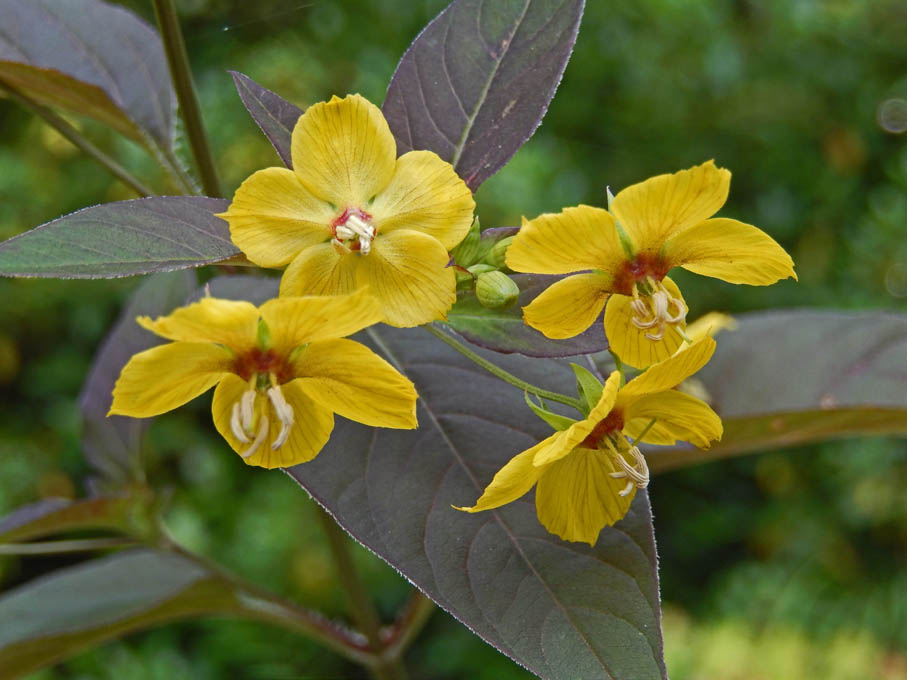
xmin=219 ymin=94 xmax=475 ymax=328
xmin=506 ymin=161 xmax=796 ymax=368
xmin=457 ymin=336 xmax=722 ymax=545
xmin=108 ymin=289 xmax=418 ymax=469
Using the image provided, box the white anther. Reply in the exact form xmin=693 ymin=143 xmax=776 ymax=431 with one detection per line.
xmin=334 ymin=225 xmax=355 ymax=240
xmin=335 ymin=213 xmax=375 ymax=255
xmin=240 ymin=390 xmax=256 ymax=432
xmin=344 ymin=213 xmax=376 ymax=239
xmin=630 ymin=285 xmax=688 ymax=341
xmin=267 ymin=385 xmax=295 ymax=450
xmin=230 ymin=403 xmax=250 ymax=444
xmin=608 ymin=445 xmax=650 ymax=495
xmin=240 ymin=416 xmax=269 ymax=459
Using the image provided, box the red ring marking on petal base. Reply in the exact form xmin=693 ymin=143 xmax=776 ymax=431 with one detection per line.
xmin=233 ymin=348 xmax=294 ymax=383
xmin=612 ymin=255 xmax=671 ymax=295
xmin=580 ymin=409 xmax=624 ymax=448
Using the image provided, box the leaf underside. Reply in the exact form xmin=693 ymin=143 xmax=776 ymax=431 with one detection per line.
xmin=230 ymin=71 xmax=303 ymax=169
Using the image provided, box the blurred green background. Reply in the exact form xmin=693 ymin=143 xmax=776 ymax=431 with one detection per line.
xmin=1 ymin=0 xmax=906 ymax=678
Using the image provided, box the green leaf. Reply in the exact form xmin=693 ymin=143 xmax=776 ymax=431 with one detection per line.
xmin=524 ymin=391 xmax=575 ymax=431
xmin=646 ymin=310 xmax=907 ymax=473
xmin=0 ymin=549 xmax=246 ymax=679
xmin=0 ymin=0 xmax=176 ymax=151
xmin=383 ymin=0 xmax=585 ymax=190
xmin=571 ymin=362 xmax=604 ymax=413
xmin=445 ymin=273 xmax=608 ymax=357
xmin=0 ymin=197 xmax=236 ymax=279
xmin=0 ymin=493 xmax=151 ymax=543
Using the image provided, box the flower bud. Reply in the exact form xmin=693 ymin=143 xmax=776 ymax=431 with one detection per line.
xmin=475 ymin=271 xmax=520 ymax=309
xmin=451 ymin=218 xmax=482 ymax=267
xmin=483 ymin=236 xmax=514 ymax=269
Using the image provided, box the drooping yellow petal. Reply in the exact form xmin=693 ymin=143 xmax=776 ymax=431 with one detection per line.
xmin=533 ymin=371 xmax=621 ymax=467
xmin=369 ymin=150 xmax=475 ymax=250
xmin=622 ymin=390 xmax=722 ymax=448
xmin=683 ymin=312 xmax=737 ymax=344
xmin=664 ymin=217 xmax=797 ymax=285
xmin=291 ymin=94 xmax=396 ymax=207
xmin=522 ymin=272 xmax=611 ymax=339
xmin=610 ymin=160 xmax=730 ymax=252
xmin=506 ymin=205 xmax=625 ymax=276
xmin=618 ymin=335 xmax=716 ymax=402
xmin=137 ymin=297 xmax=259 ymax=351
xmin=604 ymin=277 xmax=686 ymax=369
xmin=211 ymin=374 xmax=334 ymax=469
xmin=279 ymin=242 xmax=360 ymax=298
xmin=358 ymin=229 xmax=456 ymax=327
xmin=109 ymin=342 xmax=232 ymax=418
xmin=454 ymin=436 xmax=555 ymax=513
xmin=535 ymin=447 xmax=634 ymax=545
xmin=218 ymin=167 xmax=334 ymax=268
xmin=293 ymin=338 xmax=418 ymax=429
xmin=260 ymin=289 xmax=383 ymax=353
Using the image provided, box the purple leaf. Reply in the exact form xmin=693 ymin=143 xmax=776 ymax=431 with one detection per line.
xmin=0 ymin=0 xmax=175 ymax=150
xmin=230 ymin=71 xmax=302 ymax=168
xmin=0 ymin=197 xmax=236 ymax=279
xmin=383 ymin=0 xmax=584 ymax=190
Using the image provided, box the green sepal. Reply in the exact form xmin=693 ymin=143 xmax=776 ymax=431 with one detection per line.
xmin=451 ymin=217 xmax=482 ymax=266
xmin=483 ymin=236 xmax=514 ymax=269
xmin=525 ymin=392 xmax=576 ymax=431
xmin=570 ymin=363 xmax=604 ymax=415
xmin=256 ymin=318 xmax=271 ymax=349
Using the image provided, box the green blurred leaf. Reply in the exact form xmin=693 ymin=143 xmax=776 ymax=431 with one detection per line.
xmin=446 ymin=273 xmax=608 ymax=357
xmin=0 ymin=0 xmax=175 ymax=150
xmin=383 ymin=0 xmax=585 ymax=190
xmin=647 ymin=310 xmax=907 ymax=473
xmin=0 ymin=549 xmax=246 ymax=679
xmin=0 ymin=197 xmax=236 ymax=279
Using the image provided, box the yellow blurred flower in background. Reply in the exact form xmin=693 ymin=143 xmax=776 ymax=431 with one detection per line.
xmin=220 ymin=94 xmax=475 ymax=327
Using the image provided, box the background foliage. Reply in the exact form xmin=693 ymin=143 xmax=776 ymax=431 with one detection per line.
xmin=1 ymin=0 xmax=905 ymax=678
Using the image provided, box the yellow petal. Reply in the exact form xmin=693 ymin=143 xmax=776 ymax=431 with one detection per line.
xmin=610 ymin=160 xmax=730 ymax=252
xmin=211 ymin=374 xmax=334 ymax=469
xmin=279 ymin=242 xmax=360 ymax=298
xmin=109 ymin=342 xmax=232 ymax=418
xmin=291 ymin=94 xmax=396 ymax=207
xmin=619 ymin=335 xmax=716 ymax=401
xmin=260 ymin=288 xmax=383 ymax=352
xmin=664 ymin=217 xmax=797 ymax=285
xmin=506 ymin=205 xmax=625 ymax=276
xmin=454 ymin=436 xmax=555 ymax=513
xmin=370 ymin=150 xmax=475 ymax=250
xmin=522 ymin=272 xmax=611 ymax=339
xmin=535 ymin=447 xmax=635 ymax=545
xmin=137 ymin=297 xmax=259 ymax=351
xmin=623 ymin=390 xmax=722 ymax=448
xmin=359 ymin=229 xmax=456 ymax=327
xmin=683 ymin=312 xmax=737 ymax=344
xmin=533 ymin=371 xmax=621 ymax=467
xmin=604 ymin=277 xmax=686 ymax=369
xmin=293 ymin=338 xmax=418 ymax=429
xmin=218 ymin=167 xmax=334 ymax=268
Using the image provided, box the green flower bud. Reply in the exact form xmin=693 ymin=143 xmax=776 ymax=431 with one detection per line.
xmin=475 ymin=271 xmax=520 ymax=309
xmin=467 ymin=263 xmax=496 ymax=276
xmin=483 ymin=236 xmax=514 ymax=269
xmin=451 ymin=218 xmax=482 ymax=267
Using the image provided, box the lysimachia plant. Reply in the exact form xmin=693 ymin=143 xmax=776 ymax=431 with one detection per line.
xmin=0 ymin=1 xmax=903 ymax=679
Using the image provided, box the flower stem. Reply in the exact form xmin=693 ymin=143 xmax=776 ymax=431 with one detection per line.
xmin=0 ymin=81 xmax=155 ymax=197
xmin=423 ymin=324 xmax=585 ymax=412
xmin=316 ymin=506 xmax=409 ymax=680
xmin=152 ymin=0 xmax=222 ymax=198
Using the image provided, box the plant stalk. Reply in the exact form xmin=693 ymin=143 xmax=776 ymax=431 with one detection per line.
xmin=0 ymin=538 xmax=138 ymax=555
xmin=0 ymin=80 xmax=155 ymax=197
xmin=152 ymin=0 xmax=222 ymax=197
xmin=422 ymin=324 xmax=585 ymax=412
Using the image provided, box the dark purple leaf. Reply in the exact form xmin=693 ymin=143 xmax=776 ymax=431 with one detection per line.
xmin=80 ymin=271 xmax=195 ymax=486
xmin=230 ymin=71 xmax=303 ymax=168
xmin=0 ymin=197 xmax=236 ymax=279
xmin=383 ymin=0 xmax=584 ymax=190
xmin=0 ymin=494 xmax=149 ymax=543
xmin=645 ymin=310 xmax=907 ymax=473
xmin=446 ymin=273 xmax=608 ymax=357
xmin=288 ymin=325 xmax=665 ymax=679
xmin=0 ymin=0 xmax=175 ymax=149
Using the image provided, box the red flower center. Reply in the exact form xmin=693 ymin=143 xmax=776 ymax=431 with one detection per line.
xmin=233 ymin=348 xmax=293 ymax=384
xmin=580 ymin=409 xmax=624 ymax=448
xmin=612 ymin=254 xmax=671 ymax=296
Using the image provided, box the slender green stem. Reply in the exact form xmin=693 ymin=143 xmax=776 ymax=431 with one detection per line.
xmin=0 ymin=80 xmax=155 ymax=197
xmin=383 ymin=591 xmax=435 ymax=662
xmin=0 ymin=538 xmax=138 ymax=555
xmin=317 ymin=507 xmax=409 ymax=680
xmin=152 ymin=0 xmax=222 ymax=197
xmin=423 ymin=324 xmax=585 ymax=412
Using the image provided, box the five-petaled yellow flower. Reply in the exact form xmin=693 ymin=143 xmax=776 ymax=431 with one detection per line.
xmin=506 ymin=161 xmax=796 ymax=368
xmin=457 ymin=336 xmax=722 ymax=545
xmin=109 ymin=289 xmax=418 ymax=468
xmin=219 ymin=94 xmax=475 ymax=328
